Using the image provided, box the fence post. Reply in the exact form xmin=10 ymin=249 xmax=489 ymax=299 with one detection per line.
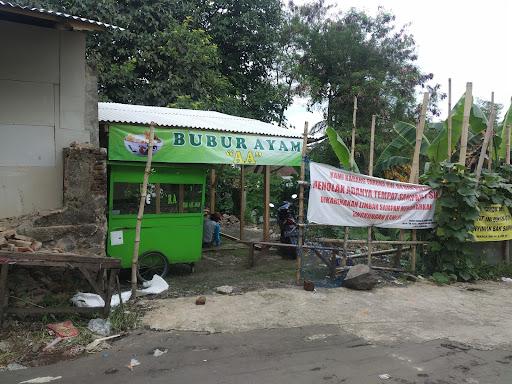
xmin=296 ymin=122 xmax=309 ymax=285
xmin=409 ymin=93 xmax=430 ymax=273
xmin=367 ymin=115 xmax=376 ymax=266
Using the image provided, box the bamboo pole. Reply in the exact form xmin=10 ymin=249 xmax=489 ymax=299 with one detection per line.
xmin=506 ymin=127 xmax=511 ymax=165
xmin=367 ymin=115 xmax=376 ymax=266
xmin=263 ymin=165 xmax=270 ymax=242
xmin=506 ymin=97 xmax=512 ymax=165
xmin=319 ymin=238 xmax=430 ymax=245
xmin=240 ymin=165 xmax=245 ymax=241
xmin=350 ymin=96 xmax=357 ymax=167
xmin=410 ymin=92 xmax=430 ymax=183
xmin=209 ymin=168 xmax=216 ymax=212
xmin=507 ymin=106 xmax=511 ymax=264
xmin=475 ymin=96 xmax=495 ymax=182
xmin=458 ymin=82 xmax=473 ymax=166
xmin=131 ymin=123 xmax=156 ymax=297
xmin=344 ymin=97 xmax=358 ymax=260
xmin=487 ymin=92 xmax=495 ymax=171
xmin=447 ymin=78 xmax=453 ymax=159
xmin=409 ymin=92 xmax=429 ymax=273
xmin=296 ymin=122 xmax=309 ymax=285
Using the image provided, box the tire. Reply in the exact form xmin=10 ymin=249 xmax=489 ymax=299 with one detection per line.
xmin=137 ymin=252 xmax=169 ymax=282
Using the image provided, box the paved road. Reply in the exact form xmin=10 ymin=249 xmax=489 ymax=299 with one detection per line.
xmin=2 ymin=325 xmax=510 ymax=384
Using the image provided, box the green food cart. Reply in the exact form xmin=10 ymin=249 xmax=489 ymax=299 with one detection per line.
xmin=100 ymin=103 xmax=304 ymax=279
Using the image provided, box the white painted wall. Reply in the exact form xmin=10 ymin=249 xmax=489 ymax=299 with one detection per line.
xmin=0 ymin=20 xmax=91 ymax=218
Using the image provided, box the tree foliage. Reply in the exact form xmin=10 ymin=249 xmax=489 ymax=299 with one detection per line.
xmin=292 ymin=3 xmax=444 ymax=172
xmin=27 ymin=0 xmax=290 ymax=120
xmin=28 ymin=0 xmax=443 ymax=146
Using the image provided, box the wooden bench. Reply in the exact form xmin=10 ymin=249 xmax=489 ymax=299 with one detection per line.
xmin=0 ymin=251 xmax=121 ymax=323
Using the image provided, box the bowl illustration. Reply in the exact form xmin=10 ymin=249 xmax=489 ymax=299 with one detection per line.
xmin=124 ymin=132 xmax=163 ymax=156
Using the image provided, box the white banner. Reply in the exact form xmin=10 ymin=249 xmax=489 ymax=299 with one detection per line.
xmin=307 ymin=162 xmax=437 ymax=229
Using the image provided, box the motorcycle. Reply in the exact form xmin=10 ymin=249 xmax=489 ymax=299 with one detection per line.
xmin=273 ymin=194 xmax=299 ymax=259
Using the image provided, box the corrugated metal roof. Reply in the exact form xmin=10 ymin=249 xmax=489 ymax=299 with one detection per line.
xmin=99 ymin=102 xmax=303 ymax=138
xmin=0 ymin=1 xmax=124 ymax=31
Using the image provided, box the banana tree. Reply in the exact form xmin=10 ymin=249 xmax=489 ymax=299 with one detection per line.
xmin=427 ymin=93 xmax=488 ymax=162
xmin=325 ymin=126 xmax=360 ymax=172
xmin=497 ymin=102 xmax=512 ymax=160
xmin=374 ymin=121 xmax=430 ymax=176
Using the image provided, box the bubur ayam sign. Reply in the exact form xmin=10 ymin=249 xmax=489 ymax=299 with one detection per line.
xmin=108 ymin=124 xmax=302 ymax=166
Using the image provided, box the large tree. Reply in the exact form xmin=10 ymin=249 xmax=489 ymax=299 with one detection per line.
xmin=27 ymin=0 xmax=292 ymax=121
xmin=291 ymin=2 xmax=444 ymax=171
xmin=29 ymin=0 xmax=232 ymax=107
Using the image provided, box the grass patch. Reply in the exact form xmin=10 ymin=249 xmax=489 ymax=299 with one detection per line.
xmin=109 ymin=304 xmax=141 ymax=333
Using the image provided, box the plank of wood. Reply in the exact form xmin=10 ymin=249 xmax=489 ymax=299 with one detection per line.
xmin=0 ymin=251 xmax=120 ymax=267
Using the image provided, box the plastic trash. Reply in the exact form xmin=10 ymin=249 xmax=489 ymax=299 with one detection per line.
xmin=126 ymin=358 xmax=141 ymax=371
xmin=71 ymin=291 xmax=131 ymax=308
xmin=501 ymin=277 xmax=512 ymax=283
xmin=153 ymin=348 xmax=168 ymax=357
xmin=85 ymin=334 xmax=121 ymax=354
xmin=19 ymin=377 xmax=62 ymax=384
xmin=378 ymin=374 xmax=391 ymax=380
xmin=5 ymin=362 xmax=27 ymax=371
xmin=88 ymin=318 xmax=111 ymax=337
xmin=138 ymin=275 xmax=169 ymax=295
xmin=47 ymin=321 xmax=79 ymax=338
xmin=70 ymin=292 xmax=105 ymax=308
xmin=42 ymin=337 xmax=62 ymax=352
xmin=111 ymin=291 xmax=132 ymax=306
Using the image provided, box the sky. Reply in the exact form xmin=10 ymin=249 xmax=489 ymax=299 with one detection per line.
xmin=284 ymin=0 xmax=512 ymax=131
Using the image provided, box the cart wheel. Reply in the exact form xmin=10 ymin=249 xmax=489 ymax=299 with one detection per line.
xmin=137 ymin=252 xmax=169 ymax=282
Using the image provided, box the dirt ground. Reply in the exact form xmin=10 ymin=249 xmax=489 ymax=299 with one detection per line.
xmin=161 ymin=240 xmax=297 ymax=298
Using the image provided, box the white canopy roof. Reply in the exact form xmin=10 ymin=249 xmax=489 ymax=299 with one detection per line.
xmin=98 ymin=102 xmax=302 ymax=138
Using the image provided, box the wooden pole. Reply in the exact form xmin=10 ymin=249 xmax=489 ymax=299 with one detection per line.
xmin=506 ymin=104 xmax=511 ymax=264
xmin=344 ymin=97 xmax=358 ymax=260
xmin=131 ymin=123 xmax=155 ymax=297
xmin=350 ymin=96 xmax=357 ymax=168
xmin=409 ymin=93 xmax=429 ymax=273
xmin=296 ymin=122 xmax=309 ymax=285
xmin=487 ymin=92 xmax=495 ymax=171
xmin=209 ymin=168 xmax=216 ymax=212
xmin=263 ymin=165 xmax=270 ymax=242
xmin=458 ymin=82 xmax=473 ymax=166
xmin=506 ymin=97 xmax=512 ymax=166
xmin=240 ymin=165 xmax=245 ymax=241
xmin=506 ymin=125 xmax=512 ymax=166
xmin=367 ymin=115 xmax=376 ymax=266
xmin=447 ymin=78 xmax=453 ymax=159
xmin=410 ymin=92 xmax=430 ymax=182
xmin=475 ymin=96 xmax=495 ymax=182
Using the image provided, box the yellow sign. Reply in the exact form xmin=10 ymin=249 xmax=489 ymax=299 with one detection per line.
xmin=472 ymin=204 xmax=512 ymax=242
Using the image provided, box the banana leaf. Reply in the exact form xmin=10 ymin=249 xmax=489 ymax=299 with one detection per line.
xmin=374 ymin=121 xmax=430 ymax=175
xmin=326 ymin=126 xmax=359 ymax=172
xmin=427 ymin=94 xmax=488 ymax=162
xmin=497 ymin=103 xmax=512 ymax=160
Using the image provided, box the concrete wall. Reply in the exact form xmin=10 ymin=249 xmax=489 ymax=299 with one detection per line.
xmin=0 ymin=20 xmax=96 ymax=219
